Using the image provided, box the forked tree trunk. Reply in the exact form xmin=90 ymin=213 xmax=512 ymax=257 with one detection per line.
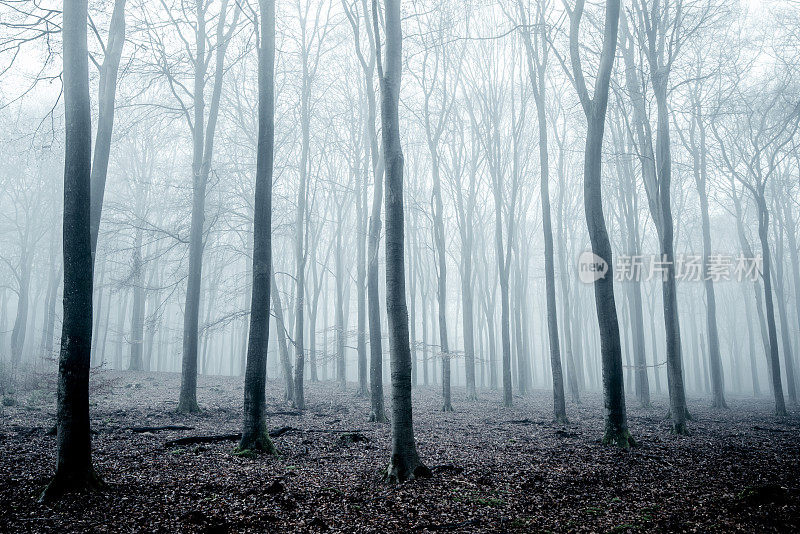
xmin=771 ymin=223 xmax=797 ymax=405
xmin=756 ymin=196 xmax=787 ymax=416
xmin=41 ymin=0 xmax=100 ymax=500
xmin=239 ymin=0 xmax=276 ymax=453
xmin=178 ymin=0 xmax=238 ymax=413
xmin=568 ymin=0 xmax=632 ymax=447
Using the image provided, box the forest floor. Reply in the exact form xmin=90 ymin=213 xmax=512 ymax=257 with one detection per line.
xmin=1 ymin=369 xmax=799 ymax=533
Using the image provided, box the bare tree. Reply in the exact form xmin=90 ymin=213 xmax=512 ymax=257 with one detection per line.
xmin=377 ymin=0 xmax=430 ymax=482
xmin=560 ymin=0 xmax=634 ymax=447
xmin=40 ymin=0 xmax=100 ymax=501
xmin=239 ymin=0 xmax=277 ymax=454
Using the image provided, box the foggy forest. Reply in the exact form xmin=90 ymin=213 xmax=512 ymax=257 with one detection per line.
xmin=1 ymin=0 xmax=799 ymax=531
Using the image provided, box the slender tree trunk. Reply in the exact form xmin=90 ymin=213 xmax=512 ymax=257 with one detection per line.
xmin=568 ymin=0 xmax=632 ymax=447
xmin=178 ymin=0 xmax=236 ymax=413
xmin=356 ymin=149 xmax=369 ymax=396
xmin=378 ymin=0 xmax=429 ymax=482
xmin=89 ymin=0 xmax=127 ymax=260
xmin=10 ymin=250 xmax=31 ymax=365
xmin=368 ymin=166 xmax=386 ymax=420
xmin=239 ymin=0 xmax=276 ymax=453
xmin=741 ymin=283 xmax=762 ymax=396
xmin=757 ymin=197 xmax=787 ymax=416
xmin=271 ymin=270 xmax=293 ymax=403
xmin=781 ymin=200 xmax=800 ymax=400
xmin=128 ymin=228 xmax=145 ymax=371
xmin=771 ymin=226 xmax=797 ymax=405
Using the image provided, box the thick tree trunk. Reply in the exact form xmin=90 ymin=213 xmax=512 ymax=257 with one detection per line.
xmin=239 ymin=0 xmax=276 ymax=454
xmin=41 ymin=0 xmax=100 ymax=500
xmin=379 ymin=0 xmax=429 ymax=483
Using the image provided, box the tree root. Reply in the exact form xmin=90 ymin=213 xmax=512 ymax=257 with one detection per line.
xmin=369 ymin=411 xmax=388 ymax=423
xmin=664 ymin=407 xmax=694 ymax=421
xmin=602 ymin=428 xmax=636 ymax=450
xmin=384 ymin=454 xmax=432 ymax=484
xmin=39 ymin=465 xmax=105 ymax=503
xmin=175 ymin=399 xmax=201 ymax=414
xmin=236 ymin=429 xmax=277 ymax=456
xmin=130 ymin=425 xmax=194 ymax=433
xmin=165 ymin=426 xmax=297 ymax=448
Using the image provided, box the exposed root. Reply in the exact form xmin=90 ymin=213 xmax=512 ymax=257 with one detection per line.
xmin=237 ymin=429 xmax=277 ymax=456
xmin=369 ymin=411 xmax=389 ymax=423
xmin=602 ymin=428 xmax=636 ymax=450
xmin=711 ymin=398 xmax=729 ymax=410
xmin=441 ymin=403 xmax=454 ymax=413
xmin=384 ymin=454 xmax=432 ymax=484
xmin=39 ymin=465 xmax=105 ymax=503
xmin=176 ymin=399 xmax=200 ymax=414
xmin=671 ymin=421 xmax=691 ymax=436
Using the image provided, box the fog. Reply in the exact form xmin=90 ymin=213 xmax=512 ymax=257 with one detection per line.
xmin=1 ymin=0 xmax=799 ymax=527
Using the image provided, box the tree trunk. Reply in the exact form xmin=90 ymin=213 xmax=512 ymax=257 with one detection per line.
xmin=771 ymin=224 xmax=797 ymax=405
xmin=89 ymin=0 xmax=127 ymax=260
xmin=568 ymin=0 xmax=632 ymax=447
xmin=239 ymin=0 xmax=276 ymax=453
xmin=41 ymin=0 xmax=100 ymax=500
xmin=178 ymin=0 xmax=235 ymax=413
xmin=10 ymin=250 xmax=31 ymax=365
xmin=271 ymin=270 xmax=293 ymax=403
xmin=756 ymin=196 xmax=787 ymax=416
xmin=378 ymin=0 xmax=429 ymax=483
xmin=128 ymin=228 xmax=145 ymax=371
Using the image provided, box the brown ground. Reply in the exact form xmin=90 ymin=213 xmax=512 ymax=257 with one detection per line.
xmin=1 ymin=369 xmax=798 ymax=533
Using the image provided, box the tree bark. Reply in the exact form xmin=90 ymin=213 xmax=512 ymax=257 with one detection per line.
xmin=41 ymin=0 xmax=100 ymax=500
xmin=756 ymin=195 xmax=787 ymax=416
xmin=568 ymin=0 xmax=632 ymax=447
xmin=239 ymin=0 xmax=277 ymax=453
xmin=178 ymin=0 xmax=237 ymax=413
xmin=89 ymin=0 xmax=127 ymax=260
xmin=378 ymin=0 xmax=429 ymax=483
